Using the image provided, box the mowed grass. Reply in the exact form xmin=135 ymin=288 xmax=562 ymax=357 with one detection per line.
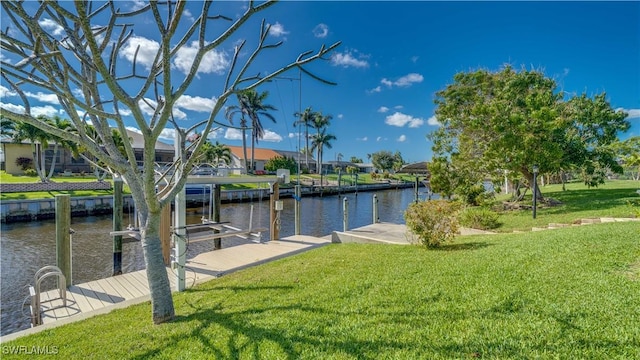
xmin=3 ymin=222 xmax=639 ymax=359
xmin=492 ymin=180 xmax=640 ymax=232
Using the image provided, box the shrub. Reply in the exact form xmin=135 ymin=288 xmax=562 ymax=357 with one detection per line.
xmin=459 ymin=207 xmax=501 ymax=230
xmin=23 ymin=168 xmax=38 ymax=177
xmin=370 ymin=171 xmax=378 ymax=180
xmin=404 ymin=200 xmax=461 ymax=248
xmin=15 ymin=156 xmax=33 ymax=170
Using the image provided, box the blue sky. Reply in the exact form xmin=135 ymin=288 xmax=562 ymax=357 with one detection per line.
xmin=1 ymin=1 xmax=639 ymax=164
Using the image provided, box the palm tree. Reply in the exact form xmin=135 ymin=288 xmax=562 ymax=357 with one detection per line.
xmin=0 ymin=115 xmax=15 ymax=137
xmin=202 ymin=141 xmax=232 ymax=166
xmin=294 ymin=107 xmax=315 ymax=171
xmin=311 ymin=111 xmax=332 ymax=173
xmin=12 ymin=117 xmax=53 ymax=181
xmin=46 ymin=115 xmax=78 ymax=179
xmin=226 ymin=89 xmax=276 ymax=174
xmin=311 ymin=127 xmax=337 ymax=186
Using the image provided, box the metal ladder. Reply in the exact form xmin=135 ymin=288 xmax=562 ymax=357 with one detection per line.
xmin=29 ymin=265 xmax=67 ymax=327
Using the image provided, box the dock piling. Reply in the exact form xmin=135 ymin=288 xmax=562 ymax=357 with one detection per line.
xmin=55 ymin=194 xmax=72 ymax=287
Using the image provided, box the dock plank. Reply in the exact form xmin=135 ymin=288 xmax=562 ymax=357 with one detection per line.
xmin=95 ymin=277 xmax=127 ymax=304
xmin=67 ymin=285 xmax=98 ymax=314
xmin=102 ymin=276 xmax=137 ymax=301
xmin=84 ymin=280 xmax=116 ymax=306
xmin=128 ymin=271 xmax=150 ymax=292
xmin=111 ymin=274 xmax=145 ymax=299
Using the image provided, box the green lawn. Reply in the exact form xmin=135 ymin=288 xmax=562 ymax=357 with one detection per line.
xmin=491 ymin=180 xmax=640 ymax=232
xmin=2 ymin=222 xmax=639 ymax=359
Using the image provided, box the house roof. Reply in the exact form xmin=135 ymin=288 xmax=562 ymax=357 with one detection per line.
xmin=226 ymin=145 xmax=282 ymax=161
xmin=125 ymin=130 xmax=174 ymax=152
xmin=397 ymin=161 xmax=430 ymax=175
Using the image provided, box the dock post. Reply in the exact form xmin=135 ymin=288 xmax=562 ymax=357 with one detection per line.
xmin=174 ymin=133 xmax=186 ymax=291
xmin=294 ymin=185 xmax=301 ymax=235
xmin=414 ymin=177 xmax=419 ymax=203
xmin=213 ymin=185 xmax=221 ymax=250
xmin=343 ymin=197 xmax=349 ymax=231
xmin=270 ymin=182 xmax=280 ymax=241
xmin=55 ymin=194 xmax=72 ymax=287
xmin=373 ymin=194 xmax=379 ymax=224
xmin=113 ymin=177 xmax=123 ymax=275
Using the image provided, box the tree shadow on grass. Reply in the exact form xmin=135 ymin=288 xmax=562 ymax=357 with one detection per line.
xmin=431 ymin=242 xmax=492 ymax=251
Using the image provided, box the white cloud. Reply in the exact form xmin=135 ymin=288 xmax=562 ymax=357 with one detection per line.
xmin=182 ymin=9 xmax=194 ymax=22
xmin=139 ymin=98 xmax=187 ymax=120
xmin=395 ymin=73 xmax=424 ymax=87
xmin=25 ymin=91 xmax=59 ymax=104
xmin=224 ymin=128 xmax=244 ymax=140
xmin=176 ymin=95 xmax=217 ymax=112
xmin=331 ymin=51 xmax=369 ymax=68
xmin=173 ymin=41 xmax=229 ymax=75
xmin=381 ymin=73 xmax=424 ymax=89
xmin=618 ymin=108 xmax=640 ymax=119
xmin=206 ymin=128 xmax=224 ymax=139
xmin=0 ymin=85 xmax=16 ymax=97
xmin=394 ymin=105 xmax=404 ymax=110
xmin=126 ymin=126 xmax=143 ymax=134
xmin=411 ymin=56 xmax=419 ymax=63
xmin=384 ymin=112 xmax=424 ymax=128
xmin=337 ymin=114 xmax=344 ymax=119
xmin=119 ymin=36 xmax=160 ymax=70
xmin=130 ymin=0 xmax=147 ymax=11
xmin=313 ymin=23 xmax=329 ymax=38
xmin=397 ymin=135 xmax=407 ymax=142
xmin=427 ymin=115 xmax=441 ymax=126
xmin=39 ymin=19 xmax=64 ymax=36
xmin=0 ymin=102 xmax=59 ymax=117
xmin=381 ymin=78 xmax=393 ymax=87
xmin=0 ymin=52 xmax=12 ymax=64
xmin=268 ymin=22 xmax=289 ymax=37
xmin=159 ymin=128 xmax=177 ymax=142
xmin=261 ymin=129 xmax=283 ymax=142
xmin=376 ymin=136 xmax=387 ymax=142
xmin=357 ymin=136 xmax=368 ymax=141
xmin=378 ymin=106 xmax=389 ymax=113
xmin=367 ymin=86 xmax=382 ymax=94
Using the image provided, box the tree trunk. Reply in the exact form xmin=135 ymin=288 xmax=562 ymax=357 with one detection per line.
xmin=305 ymin=127 xmax=309 ymax=171
xmin=241 ymin=125 xmax=248 ymax=175
xmin=46 ymin=143 xmax=59 ymax=180
xmin=250 ymin=130 xmax=255 ymax=174
xmin=140 ymin=211 xmax=175 ymax=324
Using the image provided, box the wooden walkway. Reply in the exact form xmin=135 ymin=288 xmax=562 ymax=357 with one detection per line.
xmin=14 ymin=234 xmax=330 ymax=338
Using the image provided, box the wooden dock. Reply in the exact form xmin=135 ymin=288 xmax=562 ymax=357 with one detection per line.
xmin=6 ymin=234 xmax=330 ymax=340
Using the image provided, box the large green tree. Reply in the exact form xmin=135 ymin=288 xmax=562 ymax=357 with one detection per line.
xmin=0 ymin=0 xmax=339 ymax=325
xmin=430 ymin=65 xmax=629 ymax=199
xmin=371 ymin=150 xmax=404 ymax=172
xmin=612 ymin=136 xmax=640 ymax=180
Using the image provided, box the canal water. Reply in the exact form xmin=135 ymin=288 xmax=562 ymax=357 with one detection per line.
xmin=1 ymin=187 xmax=429 ymax=336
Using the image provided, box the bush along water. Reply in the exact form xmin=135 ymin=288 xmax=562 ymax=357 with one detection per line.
xmin=458 ymin=206 xmax=501 ymax=230
xmin=404 ymin=200 xmax=461 ymax=248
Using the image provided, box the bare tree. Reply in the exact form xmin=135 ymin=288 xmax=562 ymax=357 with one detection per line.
xmin=0 ymin=1 xmax=339 ymax=324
